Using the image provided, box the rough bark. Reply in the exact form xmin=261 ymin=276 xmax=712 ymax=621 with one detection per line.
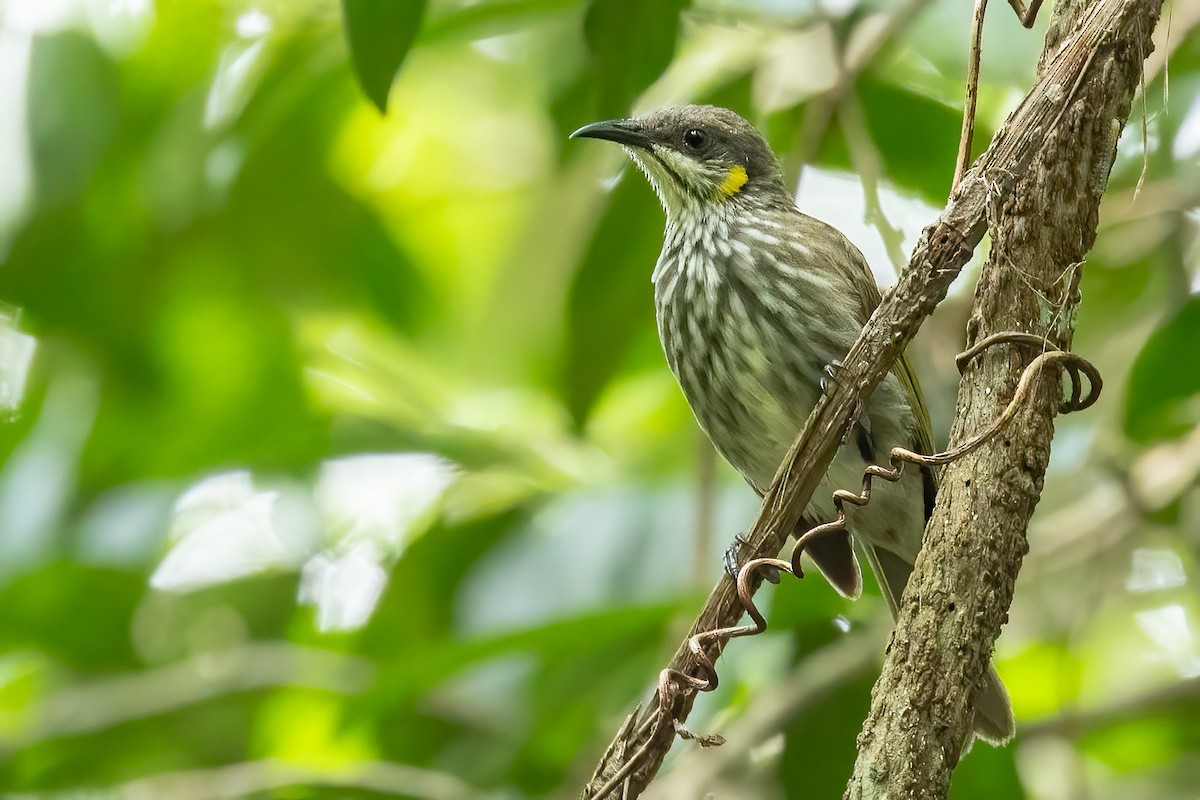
xmin=581 ymin=0 xmax=1159 ymax=796
xmin=844 ymin=1 xmax=1163 ymax=798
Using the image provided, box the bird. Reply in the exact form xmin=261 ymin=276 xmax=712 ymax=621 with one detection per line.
xmin=571 ymin=104 xmax=1013 ymax=745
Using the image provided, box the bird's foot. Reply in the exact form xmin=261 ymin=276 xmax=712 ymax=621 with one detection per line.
xmin=819 ymin=358 xmax=845 ymax=394
xmin=723 ymin=533 xmax=781 ymax=584
xmin=821 ymin=359 xmax=866 ymax=445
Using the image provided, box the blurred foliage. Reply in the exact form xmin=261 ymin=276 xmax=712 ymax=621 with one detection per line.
xmin=341 ymin=0 xmax=425 ymax=112
xmin=1125 ymin=295 xmax=1200 ymax=443
xmin=0 ymin=0 xmax=1197 ymax=798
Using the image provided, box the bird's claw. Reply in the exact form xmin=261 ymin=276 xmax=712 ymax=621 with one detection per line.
xmin=819 ymin=358 xmax=845 ymax=394
xmin=820 ymin=359 xmax=863 ymax=444
xmin=722 ymin=535 xmax=746 ymax=579
xmin=723 ymin=533 xmax=781 ymax=584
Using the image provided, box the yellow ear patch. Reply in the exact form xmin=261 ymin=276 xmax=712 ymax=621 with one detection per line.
xmin=718 ymin=164 xmax=748 ymax=198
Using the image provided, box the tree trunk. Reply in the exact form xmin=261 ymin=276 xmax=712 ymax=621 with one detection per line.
xmin=844 ymin=1 xmax=1163 ymax=798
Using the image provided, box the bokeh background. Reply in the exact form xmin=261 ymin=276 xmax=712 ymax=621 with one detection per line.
xmin=0 ymin=0 xmax=1197 ymax=797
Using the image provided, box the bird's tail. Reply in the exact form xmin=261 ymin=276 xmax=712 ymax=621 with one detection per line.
xmin=866 ymin=544 xmax=1016 ymax=745
xmin=973 ymin=664 xmax=1015 ymax=745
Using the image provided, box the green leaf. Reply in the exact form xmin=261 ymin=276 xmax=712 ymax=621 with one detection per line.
xmin=779 ymin=666 xmax=875 ymax=797
xmin=949 ymin=739 xmax=1023 ymax=798
xmin=561 ymin=174 xmax=663 ymax=423
xmin=0 ymin=564 xmax=144 ymax=670
xmin=584 ymin=0 xmax=688 ymax=117
xmin=422 ymin=0 xmax=578 ymax=43
xmin=340 ymin=0 xmax=426 ymax=113
xmin=28 ymin=32 xmax=120 ymax=207
xmin=1125 ymin=294 xmax=1200 ymax=443
xmin=842 ymin=76 xmax=964 ymax=203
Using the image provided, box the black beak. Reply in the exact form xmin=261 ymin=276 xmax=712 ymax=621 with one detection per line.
xmin=570 ymin=118 xmax=652 ymax=149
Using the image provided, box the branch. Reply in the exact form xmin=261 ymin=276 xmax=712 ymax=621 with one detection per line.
xmin=6 ymin=643 xmax=370 ymax=749
xmin=1023 ymin=677 xmax=1200 ymax=739
xmin=581 ymin=0 xmax=1160 ymax=796
xmin=644 ymin=619 xmax=889 ymax=800
xmin=953 ymin=0 xmax=989 ymax=190
xmin=846 ymin=0 xmax=1164 ymax=797
xmin=89 ymin=758 xmax=491 ymax=800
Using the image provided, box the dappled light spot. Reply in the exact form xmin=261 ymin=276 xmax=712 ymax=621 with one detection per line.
xmin=1135 ymin=604 xmax=1200 ymax=679
xmin=154 ymin=454 xmax=457 ymax=631
xmin=0 ymin=371 xmax=97 ymax=579
xmin=313 ymin=453 xmax=456 ymax=554
xmin=151 ymin=471 xmax=312 ymax=591
xmin=81 ymin=0 xmax=155 ymax=54
xmin=1173 ymin=93 xmax=1200 ymax=160
xmin=301 ymin=453 xmax=457 ymax=632
xmin=1126 ymin=548 xmax=1187 ymax=593
xmin=1130 ymin=425 xmax=1200 ymax=510
xmin=752 ymin=24 xmax=838 ymax=112
xmin=1 ymin=0 xmax=154 ymax=53
xmin=299 ymin=543 xmax=389 ymax=633
xmin=458 ymin=481 xmax=760 ymax=633
xmin=0 ymin=305 xmax=35 ymax=415
xmin=203 ymin=9 xmax=273 ymax=130
xmin=794 ymin=167 xmax=946 ymax=287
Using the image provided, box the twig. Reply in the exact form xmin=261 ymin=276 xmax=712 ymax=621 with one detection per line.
xmin=1007 ymin=0 xmax=1046 ymax=27
xmin=5 ymin=643 xmax=371 ymax=749
xmin=1023 ymin=677 xmax=1200 ymax=738
xmin=645 ymin=619 xmax=887 ymax=799
xmin=1132 ymin=28 xmax=1150 ymax=204
xmin=954 ymin=0 xmax=989 ymax=190
xmin=956 ymin=0 xmax=1051 ymax=189
xmin=92 ymin=758 xmax=490 ymax=800
xmin=1143 ymin=0 xmax=1197 ymax=86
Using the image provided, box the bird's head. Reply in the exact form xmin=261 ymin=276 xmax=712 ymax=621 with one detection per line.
xmin=571 ymin=105 xmax=788 ymax=219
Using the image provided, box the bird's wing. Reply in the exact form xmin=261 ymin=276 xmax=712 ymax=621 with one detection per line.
xmin=839 ymin=237 xmax=939 ymax=505
xmin=894 ymin=352 xmax=935 ymax=466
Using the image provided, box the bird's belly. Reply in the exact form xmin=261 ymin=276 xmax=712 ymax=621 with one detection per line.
xmin=659 ymin=297 xmax=819 ymax=493
xmin=689 ymin=372 xmax=803 ymax=493
xmin=653 ymin=244 xmax=926 ymax=560
xmin=659 ymin=304 xmax=925 ymax=560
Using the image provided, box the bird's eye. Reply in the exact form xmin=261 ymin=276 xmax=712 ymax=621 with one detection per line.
xmin=682 ymin=128 xmax=707 ymax=150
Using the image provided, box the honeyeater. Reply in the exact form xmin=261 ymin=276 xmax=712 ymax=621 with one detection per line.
xmin=572 ymin=104 xmax=1013 ymax=744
